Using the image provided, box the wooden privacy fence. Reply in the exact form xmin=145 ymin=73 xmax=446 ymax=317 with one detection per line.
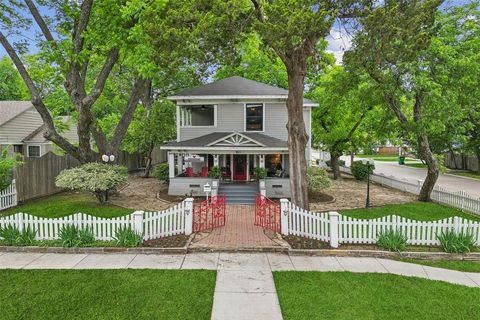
xmin=0 ymin=180 xmax=17 ymax=211
xmin=13 ymin=149 xmax=166 ymax=203
xmin=280 ymin=199 xmax=480 ymax=248
xmin=340 ymin=166 xmax=480 ymax=215
xmin=0 ymin=199 xmax=194 ymax=241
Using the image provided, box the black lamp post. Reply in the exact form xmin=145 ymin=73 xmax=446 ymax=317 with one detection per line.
xmin=364 ymin=159 xmax=374 ymax=209
xmin=102 ymin=154 xmax=115 ymax=201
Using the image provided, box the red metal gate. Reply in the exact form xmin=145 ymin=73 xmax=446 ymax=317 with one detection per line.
xmin=193 ymin=194 xmax=226 ymax=232
xmin=254 ymin=193 xmax=281 ymax=233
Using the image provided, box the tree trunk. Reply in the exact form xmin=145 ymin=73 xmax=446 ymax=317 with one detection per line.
xmin=330 ymin=151 xmax=342 ymax=180
xmin=143 ymin=147 xmax=154 ymax=178
xmin=350 ymin=151 xmax=354 ymax=167
xmin=286 ymin=65 xmax=309 ymax=209
xmin=417 ymin=132 xmax=439 ymax=202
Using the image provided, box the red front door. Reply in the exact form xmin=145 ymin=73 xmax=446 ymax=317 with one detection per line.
xmin=233 ymin=155 xmax=247 ymax=180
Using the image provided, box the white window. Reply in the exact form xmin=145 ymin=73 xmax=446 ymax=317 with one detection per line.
xmin=245 ymin=103 xmax=264 ymax=131
xmin=179 ymin=105 xmax=216 ymax=127
xmin=28 ymin=145 xmax=41 ymax=158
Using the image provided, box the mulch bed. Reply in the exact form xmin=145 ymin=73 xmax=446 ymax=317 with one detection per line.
xmin=308 ymin=191 xmax=335 ymax=203
xmin=283 ymin=235 xmax=444 ymax=252
xmin=142 ymin=235 xmax=190 ymax=248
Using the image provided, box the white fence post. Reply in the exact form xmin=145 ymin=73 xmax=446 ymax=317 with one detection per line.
xmin=417 ymin=179 xmax=424 ymax=195
xmin=17 ymin=212 xmax=24 ymax=233
xmin=280 ymin=199 xmax=289 ymax=235
xmin=329 ymin=211 xmax=340 ymax=248
xmin=453 ymin=216 xmax=460 ymax=233
xmin=259 ymin=179 xmax=266 ymax=197
xmin=132 ymin=211 xmax=144 ymax=235
xmin=184 ymin=198 xmax=194 ymax=235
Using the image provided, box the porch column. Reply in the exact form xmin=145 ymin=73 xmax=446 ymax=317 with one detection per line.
xmin=168 ymin=152 xmax=175 ymax=178
xmin=259 ymin=154 xmax=265 ymax=169
xmin=231 ymin=154 xmax=234 ymax=180
xmin=177 ymin=154 xmax=183 ymax=174
xmin=213 ymin=154 xmax=219 ymax=167
xmin=246 ymin=154 xmax=250 ymax=181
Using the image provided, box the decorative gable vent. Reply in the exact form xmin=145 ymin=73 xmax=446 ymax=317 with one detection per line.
xmin=207 ymin=133 xmax=265 ymax=147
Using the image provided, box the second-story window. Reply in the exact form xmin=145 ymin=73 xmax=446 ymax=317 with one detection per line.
xmin=180 ymin=105 xmax=216 ymax=127
xmin=245 ymin=103 xmax=263 ymax=131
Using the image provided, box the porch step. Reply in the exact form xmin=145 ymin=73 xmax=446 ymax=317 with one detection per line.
xmin=218 ymin=183 xmax=258 ymax=204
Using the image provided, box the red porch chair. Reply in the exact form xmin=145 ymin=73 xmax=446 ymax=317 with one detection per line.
xmin=201 ymin=166 xmax=209 ymax=177
xmin=185 ymin=167 xmax=194 ymax=177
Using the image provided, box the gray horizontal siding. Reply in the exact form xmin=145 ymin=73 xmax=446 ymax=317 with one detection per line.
xmin=0 ymin=110 xmax=43 ymax=143
xmin=168 ymin=177 xmax=219 ymax=196
xmin=179 ymin=102 xmax=312 ymax=143
xmin=265 ymin=178 xmax=291 ymax=198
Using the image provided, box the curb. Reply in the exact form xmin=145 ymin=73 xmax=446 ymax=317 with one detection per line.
xmin=1 ymin=245 xmax=479 ymax=261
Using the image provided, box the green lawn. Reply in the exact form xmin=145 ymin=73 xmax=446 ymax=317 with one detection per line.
xmin=0 ymin=269 xmax=216 ymax=320
xmin=0 ymin=192 xmax=132 ymax=218
xmin=341 ymin=202 xmax=480 ymax=221
xmin=405 ymin=163 xmax=428 ymax=169
xmin=274 ymin=272 xmax=480 ymax=320
xmin=355 ymin=154 xmax=417 ymax=163
xmin=399 ymin=259 xmax=480 ymax=273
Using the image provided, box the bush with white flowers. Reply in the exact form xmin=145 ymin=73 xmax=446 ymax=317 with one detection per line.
xmin=56 ymin=162 xmax=128 ymax=204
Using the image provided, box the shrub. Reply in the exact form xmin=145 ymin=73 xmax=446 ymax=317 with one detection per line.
xmin=306 ymin=167 xmax=331 ymax=192
xmin=56 ymin=162 xmax=128 ymax=204
xmin=255 ymin=167 xmax=267 ymax=179
xmin=154 ymin=163 xmax=170 ymax=182
xmin=0 ymin=149 xmax=22 ymax=191
xmin=325 ymin=159 xmax=345 ymax=168
xmin=351 ymin=160 xmax=375 ymax=181
xmin=208 ymin=166 xmax=221 ymax=178
xmin=437 ymin=229 xmax=477 ymax=253
xmin=114 ymin=226 xmax=143 ymax=247
xmin=78 ymin=227 xmax=95 ymax=245
xmin=377 ymin=229 xmax=408 ymax=252
xmin=19 ymin=226 xmax=37 ymax=246
xmin=0 ymin=224 xmax=21 ymax=245
xmin=59 ymin=225 xmax=80 ymax=248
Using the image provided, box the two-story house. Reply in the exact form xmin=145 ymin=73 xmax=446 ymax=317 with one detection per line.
xmin=161 ymin=76 xmax=317 ymax=201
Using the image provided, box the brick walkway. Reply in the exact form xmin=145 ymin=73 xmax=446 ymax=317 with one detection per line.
xmin=190 ymin=205 xmax=280 ymax=248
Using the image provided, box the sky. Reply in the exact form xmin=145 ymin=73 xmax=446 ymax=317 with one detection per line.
xmin=0 ymin=0 xmax=474 ymax=64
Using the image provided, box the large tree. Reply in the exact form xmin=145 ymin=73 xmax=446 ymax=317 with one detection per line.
xmin=311 ymin=66 xmax=391 ymax=179
xmin=0 ymin=0 xmax=168 ymax=163
xmin=0 ymin=56 xmax=29 ymax=100
xmin=344 ymin=0 xmax=451 ymax=201
xmin=250 ymin=0 xmax=369 ymax=209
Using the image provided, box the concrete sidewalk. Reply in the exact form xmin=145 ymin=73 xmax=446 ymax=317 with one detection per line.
xmin=1 ymin=252 xmax=479 ymax=320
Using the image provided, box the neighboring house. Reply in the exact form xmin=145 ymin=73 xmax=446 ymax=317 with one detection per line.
xmin=161 ymin=76 xmax=318 ymax=199
xmin=0 ymin=101 xmax=78 ymax=158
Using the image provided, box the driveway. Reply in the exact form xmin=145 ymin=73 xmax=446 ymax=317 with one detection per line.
xmin=342 ymin=157 xmax=480 ymax=198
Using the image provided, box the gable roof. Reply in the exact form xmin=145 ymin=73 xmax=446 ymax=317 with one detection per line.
xmin=0 ymin=101 xmax=33 ymax=126
xmin=162 ymin=132 xmax=288 ymax=149
xmin=169 ymin=76 xmax=317 ymax=105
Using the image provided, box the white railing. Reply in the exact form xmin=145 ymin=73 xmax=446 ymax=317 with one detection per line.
xmin=0 ymin=198 xmax=194 ymax=241
xmin=340 ymin=166 xmax=480 ymax=215
xmin=280 ymin=199 xmax=480 ymax=248
xmin=0 ymin=180 xmax=17 ymax=211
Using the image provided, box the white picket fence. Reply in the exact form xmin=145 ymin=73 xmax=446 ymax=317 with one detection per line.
xmin=0 ymin=198 xmax=194 ymax=241
xmin=0 ymin=180 xmax=17 ymax=211
xmin=340 ymin=166 xmax=480 ymax=215
xmin=280 ymin=199 xmax=480 ymax=248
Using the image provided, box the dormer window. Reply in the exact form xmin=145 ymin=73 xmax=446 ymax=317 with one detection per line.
xmin=245 ymin=103 xmax=264 ymax=131
xmin=179 ymin=105 xmax=216 ymax=127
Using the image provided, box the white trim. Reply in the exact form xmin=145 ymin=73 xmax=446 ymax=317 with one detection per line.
xmin=162 ymin=147 xmax=289 ymax=154
xmin=178 ymin=104 xmax=217 ymax=129
xmin=176 ymin=105 xmax=180 ymax=142
xmin=244 ymin=102 xmax=265 ymax=132
xmin=170 ymin=96 xmax=318 ymax=107
xmin=206 ymin=132 xmax=266 ymax=147
xmin=27 ymin=144 xmax=41 ymax=158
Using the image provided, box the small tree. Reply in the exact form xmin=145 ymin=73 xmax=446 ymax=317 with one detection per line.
xmin=55 ymin=163 xmax=128 ymax=204
xmin=0 ymin=149 xmax=22 ymax=191
xmin=306 ymin=167 xmax=331 ymax=194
